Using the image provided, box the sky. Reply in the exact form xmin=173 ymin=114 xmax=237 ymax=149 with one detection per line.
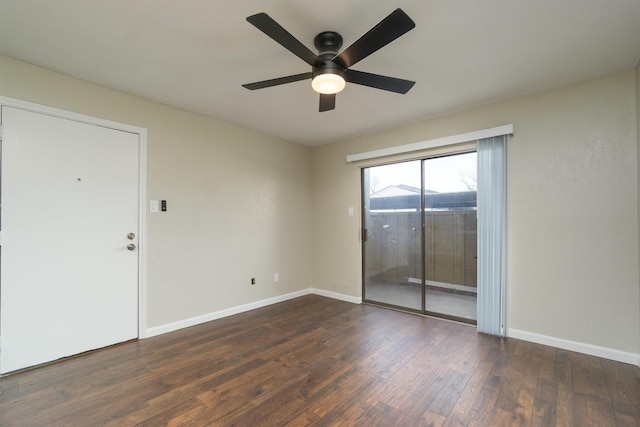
xmin=367 ymin=151 xmax=477 ymax=194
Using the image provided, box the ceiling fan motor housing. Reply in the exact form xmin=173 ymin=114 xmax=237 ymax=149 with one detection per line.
xmin=314 ymin=31 xmax=343 ymax=55
xmin=312 ymin=59 xmax=345 ymax=80
xmin=312 ymin=31 xmax=346 ymax=79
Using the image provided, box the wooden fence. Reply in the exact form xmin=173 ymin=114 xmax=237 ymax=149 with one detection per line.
xmin=365 ymin=210 xmax=477 ymax=287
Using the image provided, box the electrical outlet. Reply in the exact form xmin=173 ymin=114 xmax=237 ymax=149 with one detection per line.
xmin=274 ymin=273 xmax=279 ymax=282
xmin=251 ymin=278 xmax=256 ymax=285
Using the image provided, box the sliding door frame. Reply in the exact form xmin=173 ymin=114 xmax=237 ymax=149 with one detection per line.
xmin=361 ymin=150 xmax=477 ymax=325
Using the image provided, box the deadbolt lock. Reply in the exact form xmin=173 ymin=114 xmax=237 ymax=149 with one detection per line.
xmin=127 ymin=233 xmax=135 ymax=240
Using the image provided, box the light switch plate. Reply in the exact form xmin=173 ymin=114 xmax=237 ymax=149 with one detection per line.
xmin=150 ymin=200 xmax=159 ymax=213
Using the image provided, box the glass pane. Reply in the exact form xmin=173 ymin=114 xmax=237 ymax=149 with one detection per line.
xmin=423 ymin=152 xmax=477 ymax=321
xmin=363 ymin=160 xmax=422 ymax=311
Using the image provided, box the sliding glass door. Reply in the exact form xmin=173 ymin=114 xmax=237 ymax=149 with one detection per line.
xmin=362 ymin=152 xmax=478 ymax=323
xmin=422 ymin=153 xmax=477 ymax=321
xmin=362 ymin=160 xmax=423 ymax=311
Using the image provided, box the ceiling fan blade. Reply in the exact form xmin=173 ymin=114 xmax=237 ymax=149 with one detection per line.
xmin=334 ymin=8 xmax=415 ymax=69
xmin=247 ymin=13 xmax=319 ymax=66
xmin=243 ymin=72 xmax=312 ymax=90
xmin=345 ymin=69 xmax=415 ymax=94
xmin=319 ymin=94 xmax=336 ymax=112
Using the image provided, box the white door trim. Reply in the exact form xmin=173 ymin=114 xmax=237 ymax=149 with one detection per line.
xmin=0 ymin=95 xmax=148 ymax=339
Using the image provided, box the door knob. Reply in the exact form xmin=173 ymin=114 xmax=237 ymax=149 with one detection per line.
xmin=127 ymin=233 xmax=135 ymax=240
xmin=127 ymin=243 xmax=136 ymax=251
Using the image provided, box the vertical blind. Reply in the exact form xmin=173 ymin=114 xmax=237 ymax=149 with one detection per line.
xmin=477 ymin=135 xmax=507 ymax=336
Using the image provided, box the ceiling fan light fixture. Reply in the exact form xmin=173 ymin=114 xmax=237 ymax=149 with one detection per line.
xmin=311 ymin=71 xmax=346 ymax=94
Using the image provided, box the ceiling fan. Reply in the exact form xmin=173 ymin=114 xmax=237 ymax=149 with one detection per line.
xmin=242 ymin=8 xmax=416 ymax=112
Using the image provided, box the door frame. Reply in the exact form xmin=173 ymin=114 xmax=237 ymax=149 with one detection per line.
xmin=0 ymin=96 xmax=148 ymax=338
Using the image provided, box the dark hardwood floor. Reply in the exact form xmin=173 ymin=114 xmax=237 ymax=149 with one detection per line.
xmin=1 ymin=295 xmax=639 ymax=426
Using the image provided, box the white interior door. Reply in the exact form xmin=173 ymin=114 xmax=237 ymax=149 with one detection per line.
xmin=0 ymin=106 xmax=140 ymax=374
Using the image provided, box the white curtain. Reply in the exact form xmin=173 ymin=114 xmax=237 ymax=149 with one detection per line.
xmin=477 ymin=135 xmax=507 ymax=336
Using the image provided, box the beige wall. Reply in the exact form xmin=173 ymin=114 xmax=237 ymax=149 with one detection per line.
xmin=312 ymin=70 xmax=640 ymax=355
xmin=0 ymin=55 xmax=313 ymax=328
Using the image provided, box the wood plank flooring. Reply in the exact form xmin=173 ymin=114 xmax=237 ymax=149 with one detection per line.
xmin=1 ymin=295 xmax=639 ymax=426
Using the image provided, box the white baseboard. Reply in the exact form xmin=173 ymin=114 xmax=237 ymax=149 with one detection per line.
xmin=144 ymin=289 xmax=312 ymax=338
xmin=144 ymin=288 xmax=360 ymax=338
xmin=310 ymin=288 xmax=362 ymax=304
xmin=509 ymin=328 xmax=640 ymax=366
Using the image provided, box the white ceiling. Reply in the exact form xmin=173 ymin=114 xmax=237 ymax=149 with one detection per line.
xmin=1 ymin=0 xmax=639 ymax=147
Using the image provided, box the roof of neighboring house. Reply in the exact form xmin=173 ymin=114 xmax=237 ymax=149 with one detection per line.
xmin=369 ymin=185 xmax=476 ymax=211
xmin=370 ymin=185 xmax=435 ymax=198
